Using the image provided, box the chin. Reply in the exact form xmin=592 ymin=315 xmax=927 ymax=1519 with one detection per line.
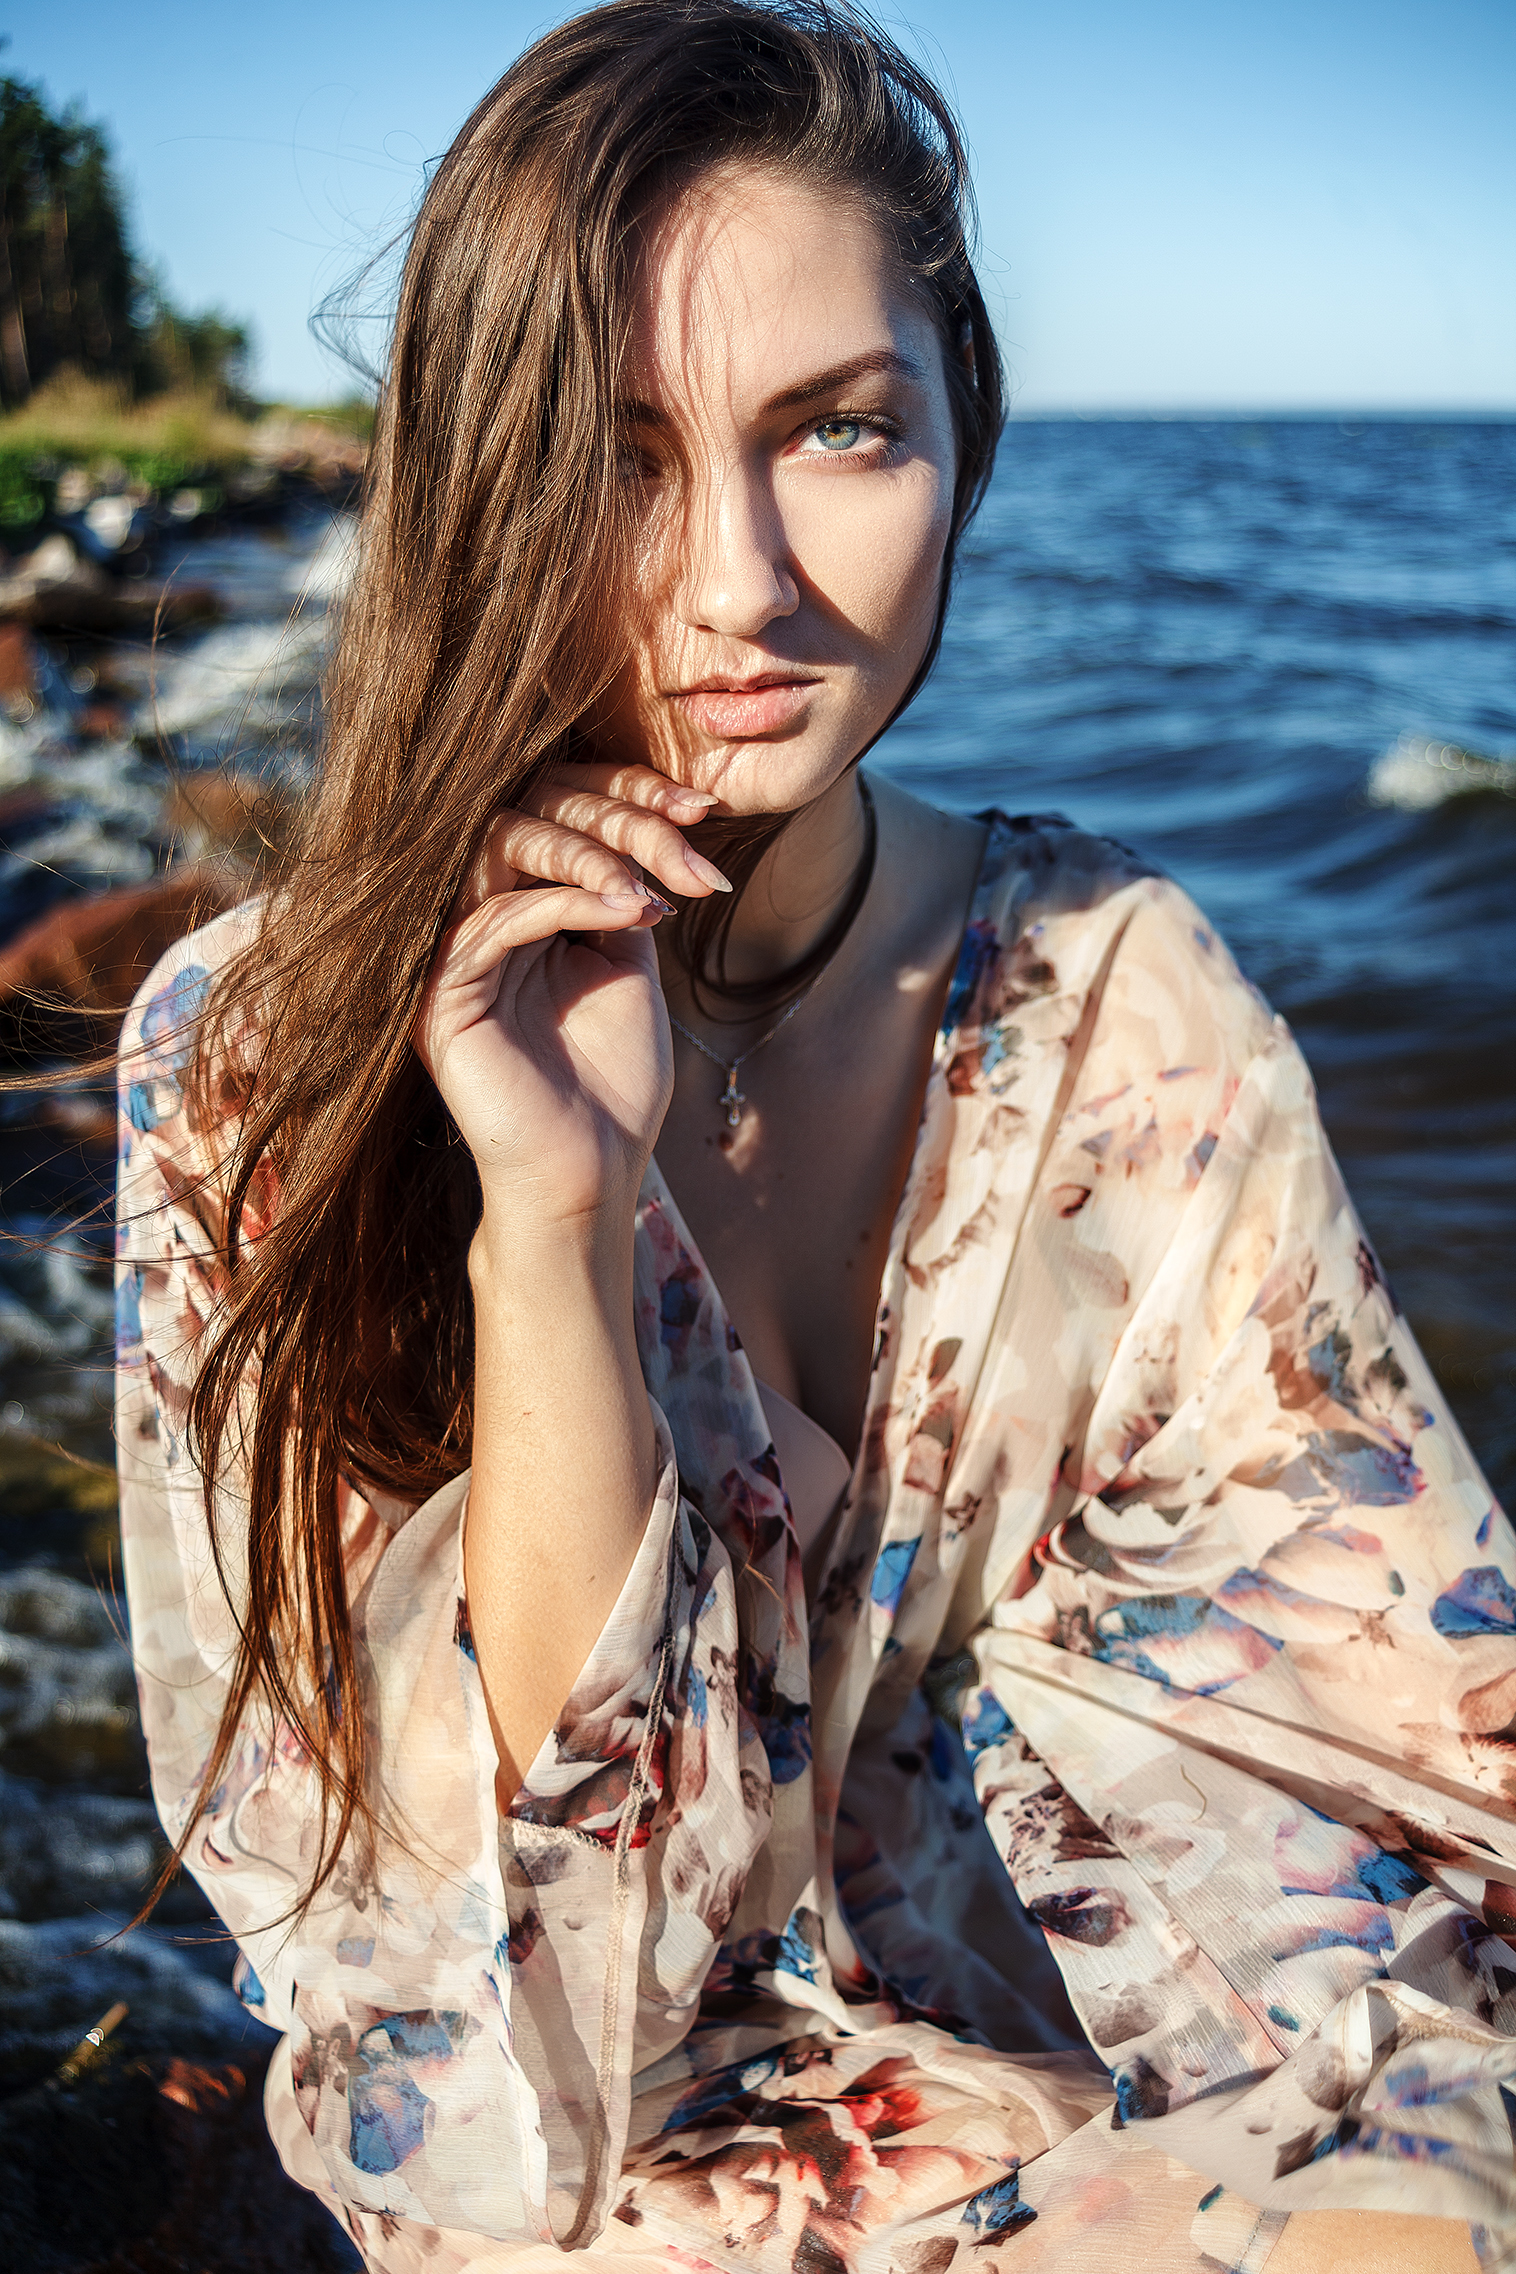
xmin=674 ymin=739 xmax=858 ymax=817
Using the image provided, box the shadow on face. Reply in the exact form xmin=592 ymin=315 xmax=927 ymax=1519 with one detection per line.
xmin=592 ymin=162 xmax=961 ymax=820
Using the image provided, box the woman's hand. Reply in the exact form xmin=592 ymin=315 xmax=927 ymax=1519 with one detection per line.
xmin=415 ymin=761 xmax=725 ymax=1231
xmin=414 ymin=763 xmax=732 ymax=1796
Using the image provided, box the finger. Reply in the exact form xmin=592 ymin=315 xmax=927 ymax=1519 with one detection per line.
xmin=437 ymin=883 xmax=658 ymax=994
xmin=544 ymin=760 xmax=719 ymax=824
xmin=517 ymin=782 xmax=731 ymax=900
xmin=473 ymin=813 xmax=678 ymax=909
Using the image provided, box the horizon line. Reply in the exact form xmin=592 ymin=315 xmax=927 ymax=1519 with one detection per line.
xmin=1004 ymin=404 xmax=1516 ymax=423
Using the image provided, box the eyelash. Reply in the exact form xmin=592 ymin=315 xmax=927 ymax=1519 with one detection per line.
xmin=792 ymin=409 xmax=904 ymax=464
xmin=619 ymin=409 xmax=904 ymax=483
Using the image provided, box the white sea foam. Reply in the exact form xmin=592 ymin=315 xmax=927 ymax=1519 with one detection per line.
xmin=288 ymin=508 xmax=359 ymax=604
xmin=132 ymin=612 xmax=330 ymax=740
xmin=1367 ymin=733 xmax=1516 ymax=811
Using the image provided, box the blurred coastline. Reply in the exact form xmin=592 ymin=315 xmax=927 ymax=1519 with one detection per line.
xmin=0 ymin=414 xmax=1510 ymax=2261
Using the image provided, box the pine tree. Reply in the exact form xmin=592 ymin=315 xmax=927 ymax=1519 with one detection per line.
xmin=0 ymin=75 xmax=250 ymax=409
xmin=0 ymin=76 xmax=137 ymax=405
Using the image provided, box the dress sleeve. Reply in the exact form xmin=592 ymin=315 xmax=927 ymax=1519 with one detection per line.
xmin=961 ymin=886 xmax=1516 ymax=2248
xmin=115 ymin=937 xmax=771 ymax=2247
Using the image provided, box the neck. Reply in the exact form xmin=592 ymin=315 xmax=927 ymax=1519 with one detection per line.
xmin=661 ymin=767 xmax=871 ymax=1009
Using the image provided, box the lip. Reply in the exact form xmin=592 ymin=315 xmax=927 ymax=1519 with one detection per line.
xmin=667 ymin=673 xmax=821 ymax=741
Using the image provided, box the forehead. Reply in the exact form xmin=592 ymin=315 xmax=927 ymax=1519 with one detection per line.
xmin=628 ymin=163 xmax=933 ymax=405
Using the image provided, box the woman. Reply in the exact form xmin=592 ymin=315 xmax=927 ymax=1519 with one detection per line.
xmin=116 ymin=5 xmax=1510 ymax=2269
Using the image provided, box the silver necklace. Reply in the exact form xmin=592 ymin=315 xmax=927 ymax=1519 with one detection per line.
xmin=668 ymin=778 xmax=877 ymax=1130
xmin=668 ymin=982 xmax=821 ymax=1130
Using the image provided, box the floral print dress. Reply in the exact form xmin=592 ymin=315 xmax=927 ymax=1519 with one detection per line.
xmin=116 ymin=813 xmax=1516 ymax=2273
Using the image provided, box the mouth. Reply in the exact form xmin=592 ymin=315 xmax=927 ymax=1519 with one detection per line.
xmin=667 ymin=672 xmax=822 ymax=741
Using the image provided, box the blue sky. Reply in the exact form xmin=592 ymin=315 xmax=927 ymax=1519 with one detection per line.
xmin=12 ymin=1 xmax=1515 ymax=409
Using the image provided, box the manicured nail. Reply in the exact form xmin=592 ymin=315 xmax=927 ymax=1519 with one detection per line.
xmin=684 ymin=846 xmax=732 ymax=893
xmin=669 ymin=789 xmax=718 ymax=814
xmin=644 ymin=887 xmax=676 ymax=915
xmin=600 ymin=890 xmax=642 ymax=909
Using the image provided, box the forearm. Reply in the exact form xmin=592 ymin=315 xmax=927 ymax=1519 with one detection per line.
xmin=465 ymin=1205 xmax=660 ymax=1802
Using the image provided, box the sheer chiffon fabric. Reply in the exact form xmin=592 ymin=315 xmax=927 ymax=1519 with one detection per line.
xmin=116 ymin=815 xmax=1515 ymax=2271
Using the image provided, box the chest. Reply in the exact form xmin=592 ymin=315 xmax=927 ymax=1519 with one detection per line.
xmin=655 ymin=976 xmax=942 ymax=1457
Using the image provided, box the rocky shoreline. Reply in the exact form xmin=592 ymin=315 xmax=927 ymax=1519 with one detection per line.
xmin=0 ymin=486 xmax=358 ymax=2265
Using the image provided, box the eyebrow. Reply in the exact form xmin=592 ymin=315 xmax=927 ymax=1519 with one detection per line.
xmin=615 ymin=348 xmax=923 ymax=429
xmin=764 ymin=348 xmax=923 ymax=413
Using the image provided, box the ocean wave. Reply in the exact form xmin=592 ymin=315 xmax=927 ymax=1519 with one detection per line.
xmin=131 ymin=613 xmax=330 ymax=741
xmin=1366 ymin=734 xmax=1516 ymax=812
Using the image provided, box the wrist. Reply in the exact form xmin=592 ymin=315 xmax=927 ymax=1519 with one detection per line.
xmin=469 ymin=1196 xmax=637 ymax=1311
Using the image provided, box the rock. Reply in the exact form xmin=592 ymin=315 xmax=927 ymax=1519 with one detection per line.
xmin=0 ymin=537 xmax=222 ymax=636
xmin=0 ymin=1917 xmax=357 ymax=2274
xmin=0 ymin=2045 xmax=360 ymax=2273
xmin=0 ymin=1434 xmax=122 ymax=1580
xmin=162 ymin=769 xmax=295 ymax=867
xmin=0 ymin=1913 xmax=269 ymax=2091
xmin=74 ymin=699 xmax=130 ymax=741
xmin=0 ymin=1289 xmax=87 ymax=1364
xmin=20 ymin=535 xmax=99 ymax=590
xmin=80 ymin=497 xmax=149 ymax=555
xmin=0 ymin=1771 xmax=167 ymax=1923
xmin=0 ymin=868 xmax=235 ymax=1056
xmin=0 ymin=623 xmax=37 ymax=710
xmin=0 ymin=1567 xmax=146 ymax=1792
xmin=251 ymin=414 xmax=367 ymax=498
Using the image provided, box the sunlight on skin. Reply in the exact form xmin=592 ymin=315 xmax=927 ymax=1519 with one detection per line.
xmin=444 ymin=165 xmax=984 ymax=1798
xmin=595 ymin=162 xmax=962 ymax=977
xmin=440 ymin=165 xmax=1489 ymax=2266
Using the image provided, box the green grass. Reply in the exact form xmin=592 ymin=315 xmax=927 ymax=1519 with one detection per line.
xmin=0 ymin=370 xmax=258 ymax=470
xmin=0 ymin=370 xmax=373 ymax=530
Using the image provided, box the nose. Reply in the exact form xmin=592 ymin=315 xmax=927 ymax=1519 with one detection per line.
xmin=676 ymin=463 xmax=799 ymax=637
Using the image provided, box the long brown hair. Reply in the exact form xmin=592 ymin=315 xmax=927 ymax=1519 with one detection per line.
xmin=159 ymin=0 xmax=1005 ymax=1917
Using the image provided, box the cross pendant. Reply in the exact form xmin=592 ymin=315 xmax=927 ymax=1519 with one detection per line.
xmin=719 ymin=1065 xmax=746 ymax=1128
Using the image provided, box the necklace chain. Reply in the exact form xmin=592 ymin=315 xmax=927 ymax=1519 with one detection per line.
xmin=667 ymin=984 xmax=819 ymax=1128
xmin=668 ymin=778 xmax=876 ymax=1130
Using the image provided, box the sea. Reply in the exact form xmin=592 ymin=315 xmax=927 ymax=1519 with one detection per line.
xmin=0 ymin=417 xmax=1512 ymax=2086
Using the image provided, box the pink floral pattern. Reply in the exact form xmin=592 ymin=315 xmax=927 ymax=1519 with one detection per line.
xmin=117 ymin=814 xmax=1515 ymax=2271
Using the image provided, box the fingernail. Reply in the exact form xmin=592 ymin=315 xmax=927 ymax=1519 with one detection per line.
xmin=600 ymin=891 xmax=642 ymax=909
xmin=644 ymin=887 xmax=676 ymax=915
xmin=684 ymin=846 xmax=732 ymax=893
xmin=670 ymin=789 xmax=718 ymax=814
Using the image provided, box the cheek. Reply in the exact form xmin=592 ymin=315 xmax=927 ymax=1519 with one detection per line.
xmin=788 ymin=462 xmax=951 ymax=650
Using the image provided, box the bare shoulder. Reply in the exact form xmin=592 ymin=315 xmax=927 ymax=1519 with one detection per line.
xmin=864 ymin=768 xmax=987 ymax=967
xmin=866 ymin=768 xmax=986 ymax=863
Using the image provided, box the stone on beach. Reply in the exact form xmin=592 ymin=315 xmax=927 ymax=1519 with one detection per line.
xmin=0 ymin=534 xmax=221 ymax=637
xmin=0 ymin=868 xmax=237 ymax=1055
xmin=0 ymin=2042 xmax=359 ymax=2272
xmin=0 ymin=622 xmax=38 ymax=710
xmin=0 ymin=1916 xmax=357 ymax=2271
xmin=0 ymin=498 xmax=353 ymax=2265
xmin=0 ymin=1772 xmax=165 ymax=1923
xmin=0 ymin=1913 xmax=264 ymax=2095
xmin=0 ymin=1569 xmax=144 ymax=1791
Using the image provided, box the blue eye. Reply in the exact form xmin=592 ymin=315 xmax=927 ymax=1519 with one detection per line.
xmin=814 ymin=418 xmax=863 ymax=452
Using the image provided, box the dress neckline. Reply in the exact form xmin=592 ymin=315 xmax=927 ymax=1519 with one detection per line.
xmin=645 ymin=811 xmax=1014 ymax=1591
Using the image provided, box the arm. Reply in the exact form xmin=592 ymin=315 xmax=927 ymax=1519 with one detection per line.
xmin=953 ymin=879 xmax=1511 ymax=2260
xmin=467 ymin=1209 xmax=658 ymax=1799
xmin=414 ymin=764 xmax=721 ymax=1793
xmin=118 ymin=773 xmax=775 ymax=2245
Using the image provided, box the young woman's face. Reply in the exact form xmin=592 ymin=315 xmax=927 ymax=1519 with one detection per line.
xmin=592 ymin=164 xmax=960 ymax=815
